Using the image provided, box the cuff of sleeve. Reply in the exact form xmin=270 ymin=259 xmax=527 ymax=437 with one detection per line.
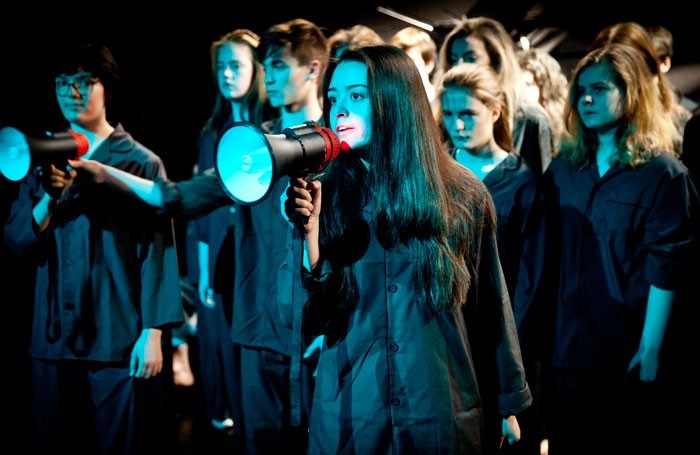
xmin=498 ymin=384 xmax=533 ymax=417
xmin=156 ymin=177 xmax=181 ymax=214
xmin=301 ymin=257 xmax=333 ymax=285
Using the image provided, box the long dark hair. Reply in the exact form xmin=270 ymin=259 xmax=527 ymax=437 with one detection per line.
xmin=319 ymin=45 xmax=494 ymax=312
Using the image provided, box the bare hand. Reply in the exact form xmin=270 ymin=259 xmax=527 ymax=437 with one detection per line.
xmin=500 ymin=415 xmax=521 ymax=448
xmin=284 ymin=177 xmax=322 ymax=237
xmin=67 ymin=158 xmax=107 ymax=184
xmin=627 ymin=347 xmax=659 ymax=382
xmin=42 ymin=163 xmax=77 ymax=200
xmin=130 ymin=328 xmax=163 ymax=379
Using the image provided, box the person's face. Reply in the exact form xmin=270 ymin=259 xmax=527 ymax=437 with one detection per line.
xmin=448 ymin=35 xmax=490 ymax=68
xmin=216 ymin=42 xmax=255 ymax=101
xmin=441 ymin=86 xmax=498 ymax=151
xmin=327 ymin=60 xmax=372 ymax=151
xmin=576 ymin=61 xmax=624 ymax=133
xmin=55 ymin=71 xmax=105 ymax=126
xmin=522 ymin=69 xmax=540 ymax=105
xmin=262 ymin=45 xmax=311 ymax=109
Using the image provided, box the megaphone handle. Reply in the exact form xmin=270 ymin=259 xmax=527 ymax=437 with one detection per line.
xmin=301 ymin=173 xmax=314 ymax=226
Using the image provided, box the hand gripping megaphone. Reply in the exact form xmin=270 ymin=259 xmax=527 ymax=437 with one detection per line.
xmin=0 ymin=126 xmax=89 ymax=181
xmin=215 ymin=121 xmax=341 ymax=205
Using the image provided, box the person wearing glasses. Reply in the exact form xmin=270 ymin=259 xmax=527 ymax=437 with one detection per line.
xmin=3 ymin=42 xmax=183 ymax=454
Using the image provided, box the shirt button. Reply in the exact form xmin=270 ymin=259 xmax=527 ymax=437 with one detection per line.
xmin=391 ymin=396 xmax=401 ymax=406
xmin=389 ymin=342 xmax=399 ymax=352
xmin=388 ymin=284 xmax=398 ymax=293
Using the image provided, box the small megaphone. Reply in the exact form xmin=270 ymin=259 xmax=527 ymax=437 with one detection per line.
xmin=0 ymin=126 xmax=90 ymax=181
xmin=215 ymin=121 xmax=341 ymax=205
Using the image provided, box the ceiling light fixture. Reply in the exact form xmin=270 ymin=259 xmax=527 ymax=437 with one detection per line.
xmin=376 ymin=6 xmax=434 ymax=32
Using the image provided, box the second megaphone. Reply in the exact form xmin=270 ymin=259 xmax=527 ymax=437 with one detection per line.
xmin=215 ymin=121 xmax=340 ymax=205
xmin=0 ymin=126 xmax=89 ymax=181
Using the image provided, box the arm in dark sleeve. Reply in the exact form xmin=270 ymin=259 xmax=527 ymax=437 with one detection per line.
xmin=643 ymin=163 xmax=700 ymax=289
xmin=473 ymin=214 xmax=533 ymax=418
xmin=138 ymin=211 xmax=184 ymax=329
xmin=511 ymin=178 xmax=548 ymax=336
xmin=158 ymin=168 xmax=233 ymax=220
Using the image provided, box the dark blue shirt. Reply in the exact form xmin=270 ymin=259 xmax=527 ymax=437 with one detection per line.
xmin=543 ymin=152 xmax=698 ymax=368
xmin=4 ymin=124 xmax=183 ymax=361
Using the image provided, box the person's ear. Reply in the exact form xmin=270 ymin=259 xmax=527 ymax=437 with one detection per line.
xmin=492 ymin=107 xmax=501 ymax=123
xmin=425 ymin=58 xmax=436 ymax=76
xmin=307 ymin=60 xmax=322 ymax=81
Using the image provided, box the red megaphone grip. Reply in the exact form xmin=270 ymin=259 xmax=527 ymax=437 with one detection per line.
xmin=311 ymin=123 xmax=340 ymax=164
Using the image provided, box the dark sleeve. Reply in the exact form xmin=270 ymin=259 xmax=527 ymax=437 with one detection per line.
xmin=479 ymin=219 xmax=533 ymax=417
xmin=464 ymin=181 xmax=532 ymax=413
xmin=158 ymin=168 xmax=232 ymax=220
xmin=514 ymin=104 xmax=554 ymax=175
xmin=511 ymin=176 xmax=548 ymax=335
xmin=135 ymin=157 xmax=184 ymax=329
xmin=464 ymin=202 xmax=532 ymax=450
xmin=138 ymin=208 xmax=184 ymax=329
xmin=642 ymin=161 xmax=700 ymax=289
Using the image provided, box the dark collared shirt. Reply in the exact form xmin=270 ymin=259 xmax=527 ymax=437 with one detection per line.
xmin=543 ymin=152 xmax=698 ymax=368
xmin=4 ymin=124 xmax=183 ymax=361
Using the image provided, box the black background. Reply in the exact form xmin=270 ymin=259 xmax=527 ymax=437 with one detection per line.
xmin=0 ymin=0 xmax=697 ymax=445
xmin=2 ymin=0 xmax=697 ymax=180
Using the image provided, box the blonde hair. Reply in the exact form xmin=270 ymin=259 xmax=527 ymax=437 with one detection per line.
xmin=435 ymin=62 xmax=514 ymax=152
xmin=589 ymin=22 xmax=687 ymax=154
xmin=517 ymin=47 xmax=569 ymax=146
xmin=390 ymin=26 xmax=438 ymax=78
xmin=561 ymin=43 xmax=677 ymax=169
xmin=437 ymin=17 xmax=529 ymax=133
xmin=327 ymin=24 xmax=384 ymax=58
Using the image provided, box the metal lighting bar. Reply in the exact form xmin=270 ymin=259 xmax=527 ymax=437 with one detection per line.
xmin=376 ymin=6 xmax=434 ymax=32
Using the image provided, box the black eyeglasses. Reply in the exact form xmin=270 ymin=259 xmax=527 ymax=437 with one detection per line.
xmin=55 ymin=73 xmax=98 ymax=96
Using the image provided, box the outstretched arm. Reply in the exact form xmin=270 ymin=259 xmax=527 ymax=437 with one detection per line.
xmin=68 ymin=158 xmax=164 ymax=207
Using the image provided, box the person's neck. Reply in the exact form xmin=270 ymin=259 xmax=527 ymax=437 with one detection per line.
xmin=455 ymin=144 xmax=509 ymax=180
xmin=463 ymin=143 xmax=509 ymax=161
xmin=595 ymin=126 xmax=620 ymax=176
xmin=280 ymin=100 xmax=323 ymax=129
xmin=230 ymin=100 xmax=246 ymax=123
xmin=70 ymin=120 xmax=115 ymax=141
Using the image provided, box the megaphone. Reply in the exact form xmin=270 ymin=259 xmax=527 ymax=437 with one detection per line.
xmin=0 ymin=126 xmax=90 ymax=181
xmin=215 ymin=121 xmax=341 ymax=205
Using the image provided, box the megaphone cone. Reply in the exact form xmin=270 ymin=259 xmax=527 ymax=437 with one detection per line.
xmin=215 ymin=121 xmax=340 ymax=205
xmin=0 ymin=126 xmax=90 ymax=181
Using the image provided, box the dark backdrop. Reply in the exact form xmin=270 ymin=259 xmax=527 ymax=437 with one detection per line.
xmin=0 ymin=0 xmax=697 ymax=445
xmin=2 ymin=1 xmax=697 ymax=180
